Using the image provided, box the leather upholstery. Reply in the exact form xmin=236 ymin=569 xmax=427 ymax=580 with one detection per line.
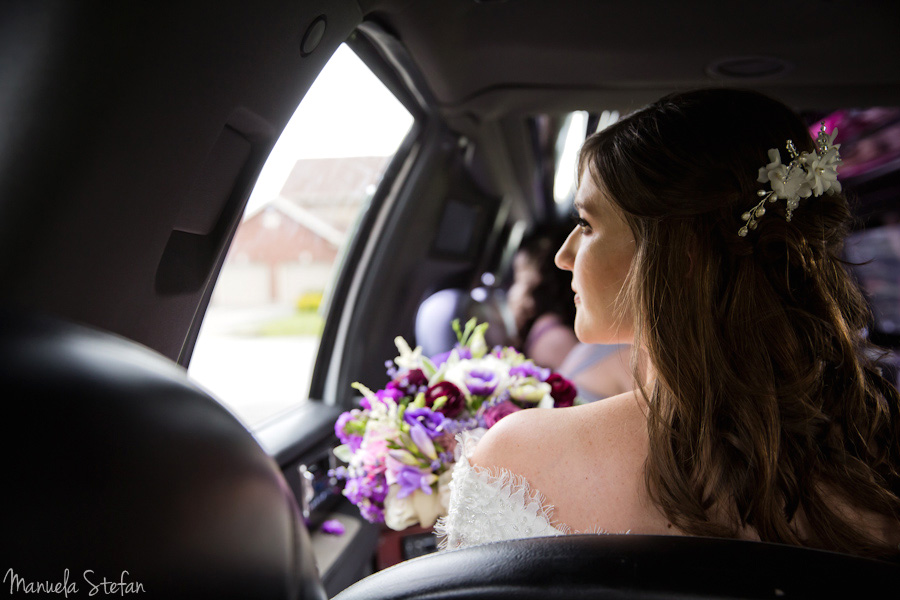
xmin=335 ymin=534 xmax=899 ymax=599
xmin=0 ymin=310 xmax=326 ymax=599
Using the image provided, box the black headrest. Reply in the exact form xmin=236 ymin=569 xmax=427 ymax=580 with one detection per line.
xmin=334 ymin=534 xmax=899 ymax=599
xmin=0 ymin=310 xmax=325 ymax=599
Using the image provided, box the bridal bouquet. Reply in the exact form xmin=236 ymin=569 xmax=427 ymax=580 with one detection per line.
xmin=331 ymin=319 xmax=577 ymax=531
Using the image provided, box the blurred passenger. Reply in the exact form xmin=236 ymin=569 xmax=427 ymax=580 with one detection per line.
xmin=509 ymin=225 xmax=633 ymax=400
xmin=508 ymin=225 xmax=578 ymax=370
xmin=557 ymin=342 xmax=633 ymax=402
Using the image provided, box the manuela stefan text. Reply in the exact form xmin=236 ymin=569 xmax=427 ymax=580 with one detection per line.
xmin=4 ymin=568 xmax=146 ymax=596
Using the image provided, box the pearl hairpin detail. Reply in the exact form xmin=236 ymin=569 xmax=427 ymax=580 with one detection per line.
xmin=739 ymin=123 xmax=842 ymax=237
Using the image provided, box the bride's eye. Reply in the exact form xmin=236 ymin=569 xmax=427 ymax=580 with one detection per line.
xmin=572 ymin=212 xmax=592 ymax=234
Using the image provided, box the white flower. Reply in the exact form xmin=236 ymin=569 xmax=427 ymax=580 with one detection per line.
xmin=365 ymin=393 xmax=399 ymax=422
xmin=806 ymin=146 xmax=842 ymax=196
xmin=443 ymin=355 xmax=510 ymax=398
xmin=383 ymin=485 xmax=446 ymax=530
xmin=757 ymin=148 xmax=787 ymax=185
xmin=780 ymin=166 xmax=812 ymax=200
xmin=393 ymin=336 xmax=423 ymax=370
xmin=437 ymin=469 xmax=454 ymax=513
xmin=508 ymin=378 xmax=552 ymax=404
xmin=411 ymin=488 xmax=445 ymax=528
xmin=383 ymin=485 xmax=418 ymax=531
xmin=822 ymin=126 xmax=839 ymax=150
xmin=537 ymin=394 xmax=555 ymax=409
xmin=757 ymin=147 xmax=812 ymax=200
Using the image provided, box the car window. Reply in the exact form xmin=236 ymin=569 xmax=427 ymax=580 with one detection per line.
xmin=552 ymin=110 xmax=619 ymax=205
xmin=553 ymin=110 xmax=589 ymax=203
xmin=188 ymin=44 xmax=414 ymax=429
xmin=825 ymin=106 xmax=900 ymax=361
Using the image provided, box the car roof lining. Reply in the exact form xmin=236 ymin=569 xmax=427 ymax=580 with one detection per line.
xmin=362 ymin=0 xmax=900 ymax=119
xmin=2 ymin=0 xmax=898 ymax=364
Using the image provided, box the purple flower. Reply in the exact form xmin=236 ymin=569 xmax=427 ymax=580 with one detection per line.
xmin=464 ymin=368 xmax=501 ymax=396
xmin=404 ymin=407 xmax=445 ymax=438
xmin=359 ymin=501 xmax=384 ymax=524
xmin=439 ymin=416 xmax=480 ymax=436
xmin=430 ymin=346 xmax=473 ymax=368
xmin=510 ymin=362 xmax=551 ymax=382
xmin=343 ymin=473 xmax=389 ymax=506
xmin=335 ymin=411 xmax=363 ymax=451
xmin=334 ymin=412 xmax=353 ymax=441
xmin=394 ymin=464 xmax=434 ymax=499
xmin=379 ymin=386 xmax=405 ymax=402
xmin=483 ymin=400 xmax=522 ymax=428
xmin=408 ymin=422 xmax=437 ymax=460
xmin=360 ymin=386 xmax=404 ymax=410
xmin=362 ymin=474 xmax=389 ymax=503
xmin=342 ymin=477 xmax=365 ymax=505
xmin=321 ymin=519 xmax=345 ymax=535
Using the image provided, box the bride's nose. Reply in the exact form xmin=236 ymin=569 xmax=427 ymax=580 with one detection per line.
xmin=555 ymin=230 xmax=576 ymax=271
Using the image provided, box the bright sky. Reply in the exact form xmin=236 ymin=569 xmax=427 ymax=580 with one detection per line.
xmin=245 ymin=44 xmax=415 ymax=215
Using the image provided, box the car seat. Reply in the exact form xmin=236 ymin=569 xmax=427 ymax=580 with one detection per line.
xmin=333 ymin=534 xmax=898 ymax=599
xmin=0 ymin=309 xmax=326 ymax=599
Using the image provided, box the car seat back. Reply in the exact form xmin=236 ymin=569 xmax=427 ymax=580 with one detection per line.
xmin=0 ymin=309 xmax=325 ymax=599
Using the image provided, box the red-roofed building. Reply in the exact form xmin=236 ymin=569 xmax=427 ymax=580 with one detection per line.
xmin=211 ymin=156 xmax=389 ymax=307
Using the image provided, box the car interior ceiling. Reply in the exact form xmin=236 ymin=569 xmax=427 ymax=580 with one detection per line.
xmin=2 ymin=0 xmax=899 ymax=597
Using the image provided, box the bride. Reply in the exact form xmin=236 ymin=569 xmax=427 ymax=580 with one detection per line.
xmin=437 ymin=88 xmax=900 ymax=560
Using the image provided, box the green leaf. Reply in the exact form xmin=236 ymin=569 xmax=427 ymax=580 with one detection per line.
xmin=461 ymin=317 xmax=476 ymax=345
xmin=421 ymin=355 xmax=438 ymax=378
xmin=431 ymin=395 xmax=448 ymax=411
xmin=402 ymin=434 xmax=419 ymax=455
xmin=344 ymin=420 xmax=366 ymax=436
xmin=469 ymin=322 xmax=489 ymax=357
xmin=333 ymin=444 xmax=352 ymax=463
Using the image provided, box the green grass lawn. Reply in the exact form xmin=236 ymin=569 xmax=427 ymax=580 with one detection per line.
xmin=256 ymin=310 xmax=324 ymax=337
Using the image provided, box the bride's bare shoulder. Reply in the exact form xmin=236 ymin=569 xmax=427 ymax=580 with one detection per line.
xmin=469 ymin=390 xmax=647 ymax=478
xmin=468 ymin=390 xmax=669 ymax=534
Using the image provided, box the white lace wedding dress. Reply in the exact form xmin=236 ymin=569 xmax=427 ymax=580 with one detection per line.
xmin=435 ymin=429 xmax=575 ymax=550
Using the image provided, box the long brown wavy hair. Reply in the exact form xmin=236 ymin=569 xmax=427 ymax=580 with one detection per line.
xmin=579 ymin=88 xmax=900 ymax=559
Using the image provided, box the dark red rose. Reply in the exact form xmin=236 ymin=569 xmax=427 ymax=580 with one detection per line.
xmin=546 ymin=373 xmax=577 ymax=408
xmin=482 ymin=400 xmax=522 ymax=428
xmin=424 ymin=381 xmax=465 ymax=418
xmin=392 ymin=368 xmax=428 ymax=394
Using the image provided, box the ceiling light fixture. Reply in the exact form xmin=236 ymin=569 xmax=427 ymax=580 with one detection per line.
xmin=707 ymin=56 xmax=792 ymax=80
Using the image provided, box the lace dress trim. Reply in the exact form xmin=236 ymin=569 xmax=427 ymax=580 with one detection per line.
xmin=435 ymin=429 xmax=617 ymax=550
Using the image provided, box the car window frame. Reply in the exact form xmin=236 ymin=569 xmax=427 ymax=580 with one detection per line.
xmin=249 ymin=27 xmax=431 ymax=459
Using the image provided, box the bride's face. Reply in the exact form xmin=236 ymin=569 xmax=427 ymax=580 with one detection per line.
xmin=555 ymin=171 xmax=635 ymax=344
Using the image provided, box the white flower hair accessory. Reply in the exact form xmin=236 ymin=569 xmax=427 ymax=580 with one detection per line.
xmin=739 ymin=123 xmax=842 ymax=237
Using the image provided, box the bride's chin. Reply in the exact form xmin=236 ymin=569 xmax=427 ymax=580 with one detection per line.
xmin=575 ymin=318 xmax=633 ymax=346
xmin=573 ymin=320 xmax=604 ymax=345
